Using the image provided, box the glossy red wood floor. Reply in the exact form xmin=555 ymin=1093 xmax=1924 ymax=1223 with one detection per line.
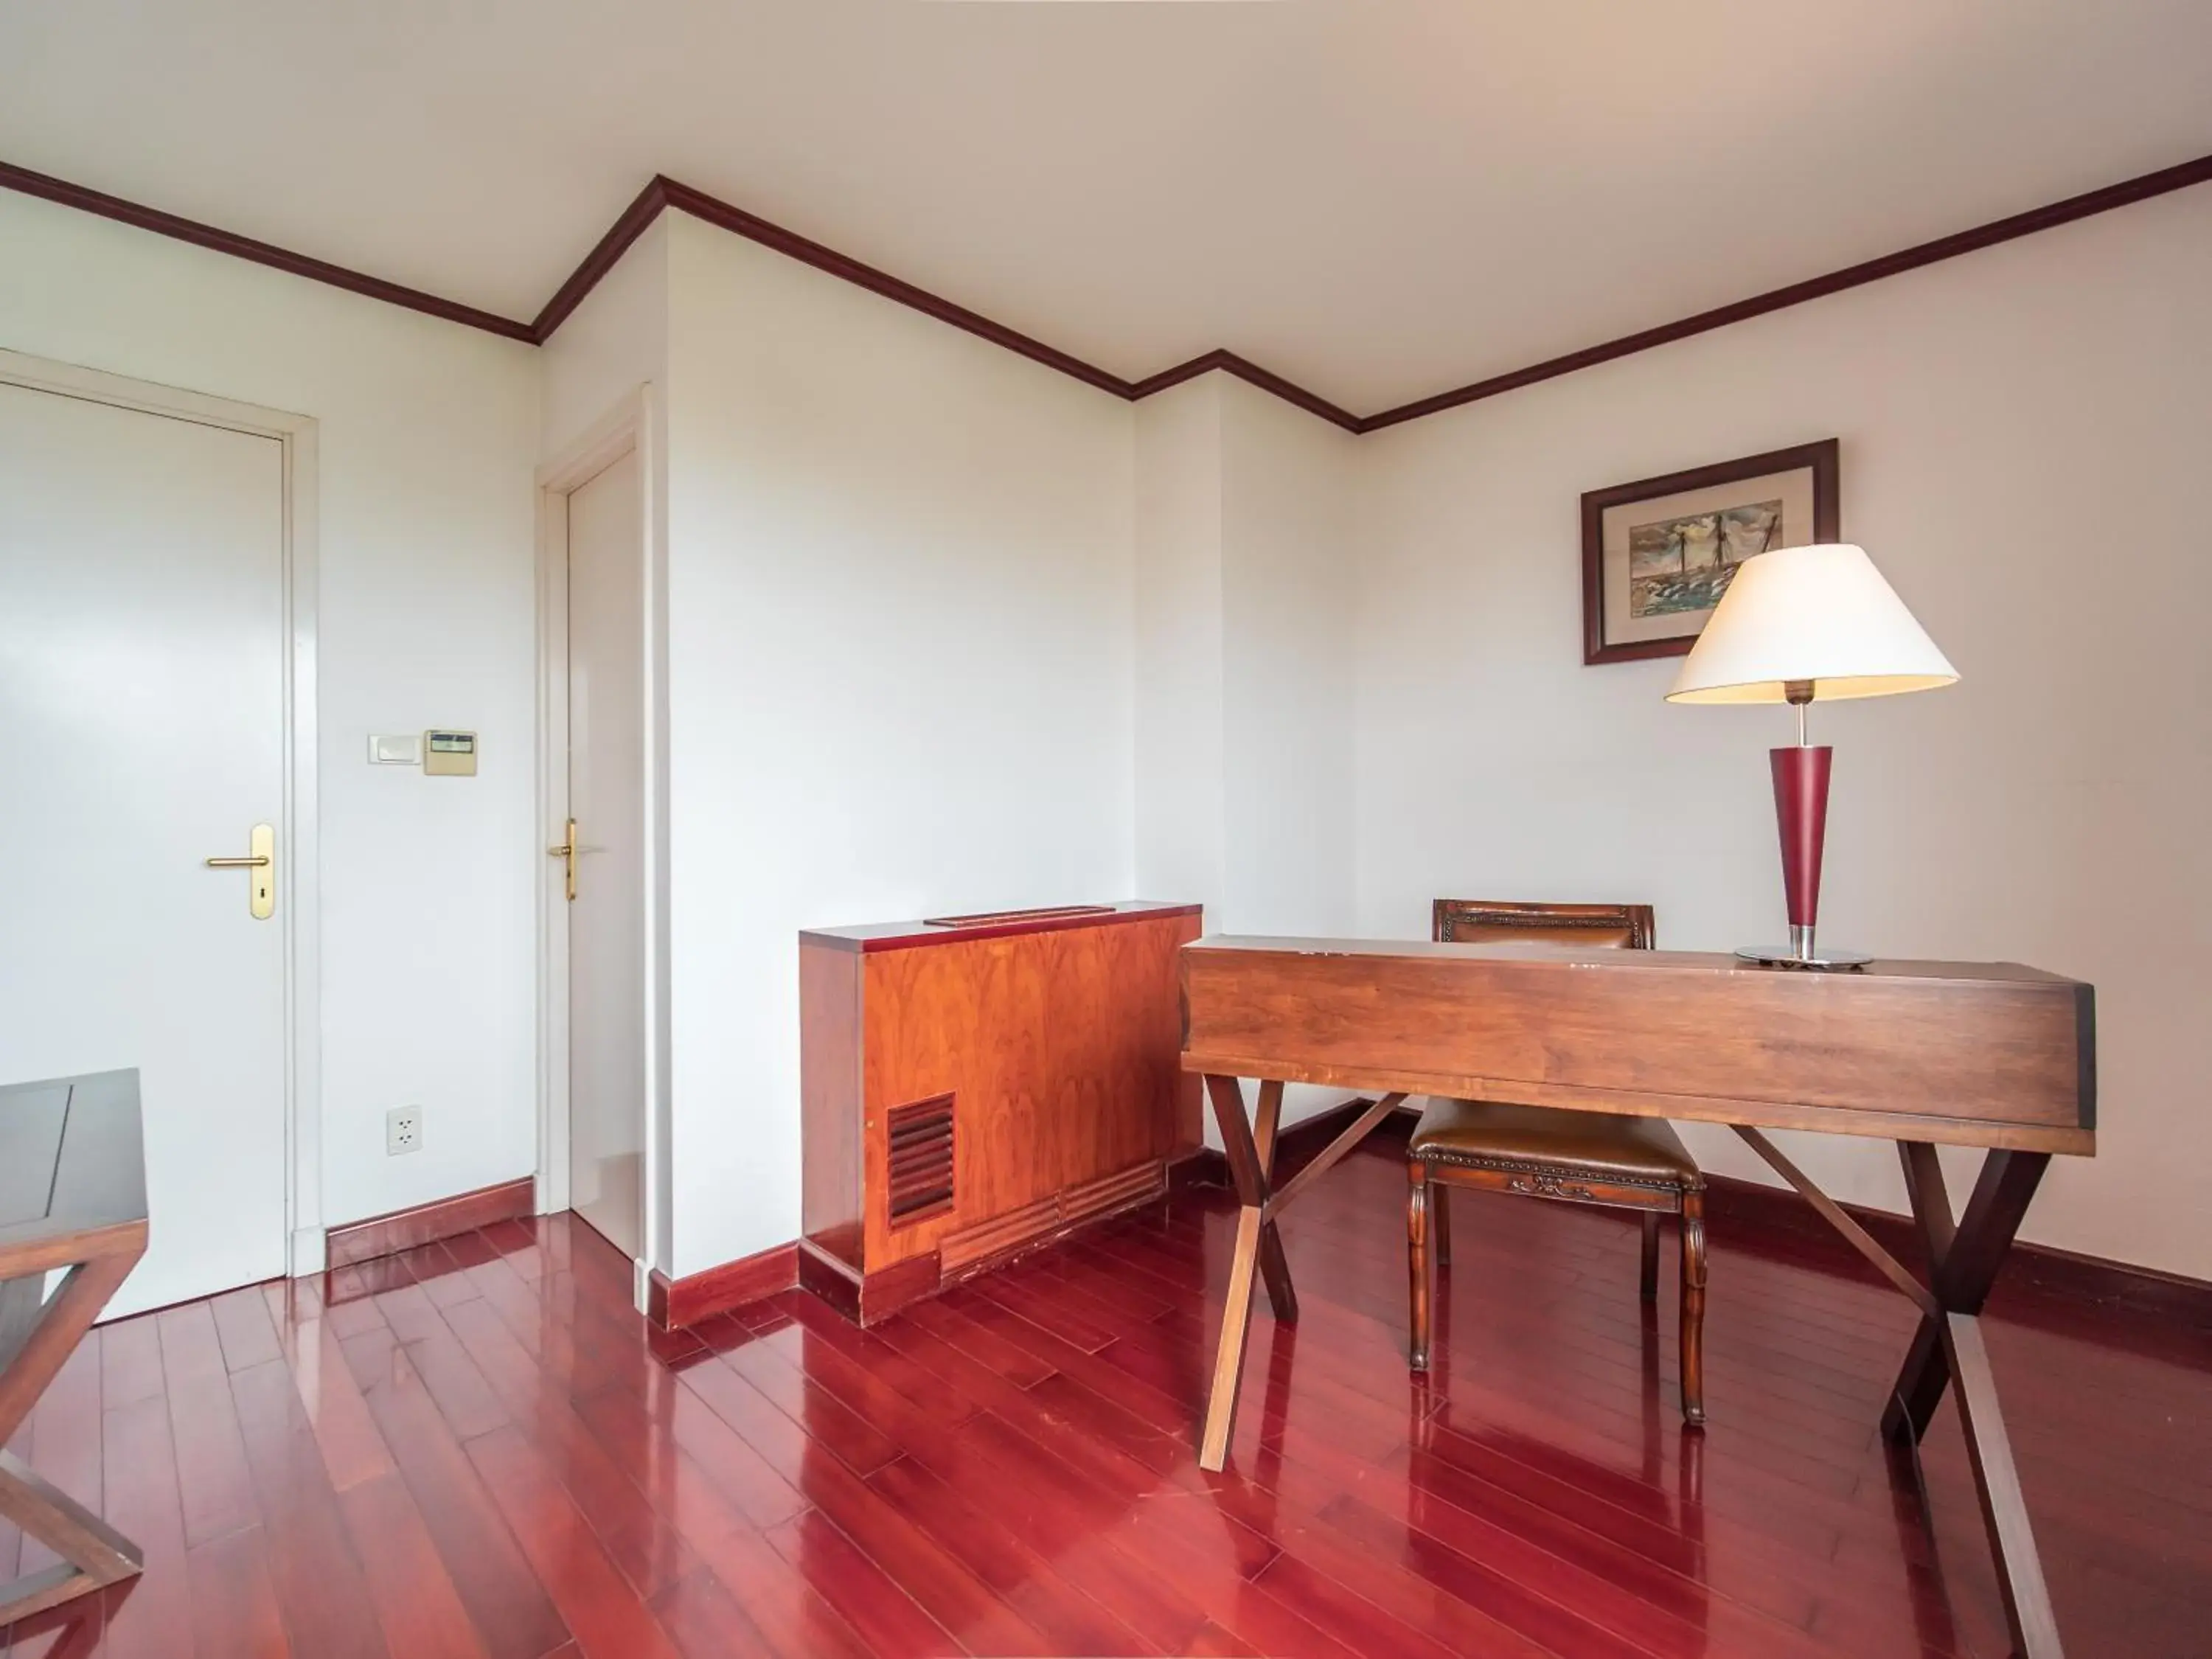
xmin=3 ymin=1132 xmax=2205 ymax=1658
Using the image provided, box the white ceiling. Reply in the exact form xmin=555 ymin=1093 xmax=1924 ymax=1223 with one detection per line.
xmin=4 ymin=1 xmax=2208 ymax=412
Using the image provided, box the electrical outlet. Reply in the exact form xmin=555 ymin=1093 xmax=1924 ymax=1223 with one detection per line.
xmin=386 ymin=1105 xmax=422 ymax=1156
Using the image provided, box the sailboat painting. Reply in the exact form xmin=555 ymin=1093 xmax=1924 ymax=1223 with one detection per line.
xmin=1580 ymin=437 xmax=1837 ymax=665
xmin=1627 ymin=500 xmax=1782 ymax=618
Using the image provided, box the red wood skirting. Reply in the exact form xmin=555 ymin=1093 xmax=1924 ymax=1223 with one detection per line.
xmin=796 ymin=1240 xmax=945 ymax=1329
xmin=1701 ymin=1170 xmax=2212 ymax=1328
xmin=324 ymin=1175 xmax=537 ymax=1269
xmin=647 ymin=1241 xmax=800 ymax=1329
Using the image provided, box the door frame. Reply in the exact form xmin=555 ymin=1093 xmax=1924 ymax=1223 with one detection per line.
xmin=535 ymin=386 xmax=668 ymax=1307
xmin=0 ymin=347 xmax=326 ymax=1278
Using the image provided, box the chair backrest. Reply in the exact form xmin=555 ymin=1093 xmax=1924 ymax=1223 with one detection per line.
xmin=1432 ymin=899 xmax=1656 ymax=950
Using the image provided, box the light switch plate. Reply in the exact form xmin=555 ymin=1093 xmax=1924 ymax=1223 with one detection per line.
xmin=368 ymin=733 xmax=420 ymax=765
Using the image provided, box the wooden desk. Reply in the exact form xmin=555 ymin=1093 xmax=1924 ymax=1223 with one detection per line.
xmin=0 ymin=1071 xmax=149 ymax=1624
xmin=1182 ymin=938 xmax=2094 ymax=1659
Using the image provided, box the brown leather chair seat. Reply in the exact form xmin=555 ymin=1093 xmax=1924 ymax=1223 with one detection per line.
xmin=1410 ymin=1098 xmax=1700 ymax=1188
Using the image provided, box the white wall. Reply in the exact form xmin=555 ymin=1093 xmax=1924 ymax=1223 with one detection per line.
xmin=541 ymin=219 xmax=669 ymax=462
xmin=1133 ymin=372 xmax=1358 ymax=936
xmin=1220 ymin=377 xmax=1357 ymax=942
xmin=1133 ymin=377 xmax=1228 ymax=914
xmin=658 ymin=212 xmax=1139 ymax=1276
xmin=1354 ymin=187 xmax=2212 ymax=1278
xmin=0 ymin=189 xmax=544 ymax=1231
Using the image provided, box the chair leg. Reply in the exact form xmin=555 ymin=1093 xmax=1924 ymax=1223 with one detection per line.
xmin=1433 ymin=1181 xmax=1451 ymax=1268
xmin=1680 ymin=1189 xmax=1707 ymax=1427
xmin=1407 ymin=1162 xmax=1432 ymax=1371
xmin=1639 ymin=1211 xmax=1660 ymax=1301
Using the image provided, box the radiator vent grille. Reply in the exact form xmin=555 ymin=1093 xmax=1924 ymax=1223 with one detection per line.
xmin=886 ymin=1096 xmax=956 ymax=1227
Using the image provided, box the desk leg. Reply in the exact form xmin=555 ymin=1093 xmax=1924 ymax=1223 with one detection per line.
xmin=0 ymin=1253 xmax=145 ymax=1623
xmin=1200 ymin=1074 xmax=1287 ymax=1472
xmin=1887 ymin=1144 xmax=2059 ymax=1659
xmin=1884 ymin=1146 xmax=2046 ymax=1439
xmin=1248 ymin=1081 xmax=1298 ymax=1324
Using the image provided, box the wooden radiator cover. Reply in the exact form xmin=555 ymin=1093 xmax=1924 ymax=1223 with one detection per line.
xmin=799 ymin=900 xmax=1200 ymax=1323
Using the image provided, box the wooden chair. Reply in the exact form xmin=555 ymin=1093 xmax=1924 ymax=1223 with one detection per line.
xmin=1408 ymin=900 xmax=1708 ymax=1425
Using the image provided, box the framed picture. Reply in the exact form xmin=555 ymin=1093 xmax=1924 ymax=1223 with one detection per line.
xmin=1581 ymin=438 xmax=1840 ymax=664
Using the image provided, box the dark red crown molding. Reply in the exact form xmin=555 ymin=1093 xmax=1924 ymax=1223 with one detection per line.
xmin=529 ymin=173 xmax=669 ymax=342
xmin=7 ymin=150 xmax=2208 ymax=431
xmin=1130 ymin=348 xmax=1361 ymax=431
xmin=1358 ymin=150 xmax=2212 ymax=431
xmin=0 ymin=157 xmax=538 ymax=341
xmin=652 ymin=176 xmax=1132 ymax=397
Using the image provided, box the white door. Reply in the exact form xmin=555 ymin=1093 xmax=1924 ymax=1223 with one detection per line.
xmin=0 ymin=379 xmax=289 ymax=1318
xmin=565 ymin=449 xmax=645 ymax=1260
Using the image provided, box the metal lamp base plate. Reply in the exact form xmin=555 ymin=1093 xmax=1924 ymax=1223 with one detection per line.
xmin=1736 ymin=944 xmax=1872 ymax=970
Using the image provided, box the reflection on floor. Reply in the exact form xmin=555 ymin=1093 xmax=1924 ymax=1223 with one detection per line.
xmin=3 ymin=1128 xmax=2205 ymax=1658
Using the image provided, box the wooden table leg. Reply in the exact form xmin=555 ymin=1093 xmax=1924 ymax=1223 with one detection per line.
xmin=1887 ymin=1143 xmax=2060 ymax=1658
xmin=1199 ymin=1074 xmax=1283 ymax=1472
xmin=1248 ymin=1080 xmax=1297 ymax=1324
xmin=1883 ymin=1144 xmax=2046 ymax=1440
xmin=0 ymin=1451 xmax=144 ymax=1623
xmin=0 ymin=1252 xmax=144 ymax=1623
xmin=1194 ymin=1084 xmax=1408 ymax=1471
xmin=1200 ymin=1203 xmax=1266 ymax=1474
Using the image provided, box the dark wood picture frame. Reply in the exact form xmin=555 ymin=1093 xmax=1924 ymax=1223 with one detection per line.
xmin=1581 ymin=438 xmax=1840 ymax=665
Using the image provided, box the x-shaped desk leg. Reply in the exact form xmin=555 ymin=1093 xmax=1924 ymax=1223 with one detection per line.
xmin=0 ymin=1251 xmax=145 ymax=1624
xmin=1197 ymin=1078 xmax=1405 ymax=1472
xmin=1199 ymin=1075 xmax=1290 ymax=1474
xmin=1731 ymin=1129 xmax=2063 ymax=1658
xmin=1888 ymin=1143 xmax=2059 ymax=1659
xmin=1245 ymin=1079 xmax=1300 ymax=1326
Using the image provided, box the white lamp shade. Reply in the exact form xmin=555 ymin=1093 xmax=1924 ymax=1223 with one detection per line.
xmin=1666 ymin=543 xmax=1958 ymax=704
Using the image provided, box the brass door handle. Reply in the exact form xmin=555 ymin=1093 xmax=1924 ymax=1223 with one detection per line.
xmin=206 ymin=824 xmax=276 ymax=919
xmin=549 ymin=818 xmax=577 ymax=902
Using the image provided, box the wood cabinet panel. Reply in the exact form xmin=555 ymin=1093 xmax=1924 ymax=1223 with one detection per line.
xmin=799 ymin=902 xmax=1198 ymax=1322
xmin=796 ymin=938 xmax=865 ymax=1271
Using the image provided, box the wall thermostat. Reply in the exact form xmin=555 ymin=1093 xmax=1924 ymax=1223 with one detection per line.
xmin=423 ymin=730 xmax=478 ymax=776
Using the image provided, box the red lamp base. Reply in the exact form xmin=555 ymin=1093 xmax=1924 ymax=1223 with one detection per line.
xmin=1736 ymin=743 xmax=1870 ymax=970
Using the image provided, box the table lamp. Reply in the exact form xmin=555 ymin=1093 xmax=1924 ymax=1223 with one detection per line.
xmin=1666 ymin=543 xmax=1957 ymax=967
